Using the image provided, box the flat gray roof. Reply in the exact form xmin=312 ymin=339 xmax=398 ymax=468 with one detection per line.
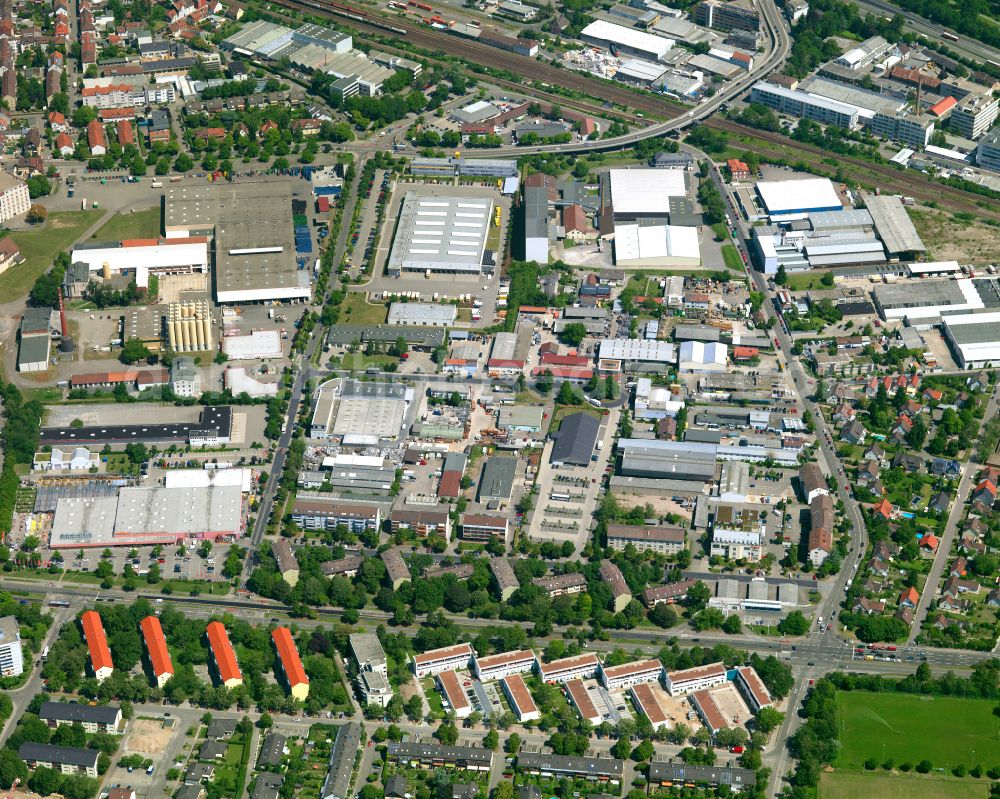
xmin=478 ymin=455 xmax=517 ymax=501
xmin=386 ymin=191 xmax=494 ymax=275
xmin=864 ymin=195 xmax=926 ymax=254
xmin=873 ymin=279 xmax=967 ymax=309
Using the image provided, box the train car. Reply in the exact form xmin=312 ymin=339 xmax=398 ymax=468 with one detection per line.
xmin=941 ymin=31 xmax=958 ymax=42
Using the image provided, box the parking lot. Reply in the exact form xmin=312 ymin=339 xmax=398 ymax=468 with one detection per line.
xmin=52 ymin=539 xmax=236 ymax=584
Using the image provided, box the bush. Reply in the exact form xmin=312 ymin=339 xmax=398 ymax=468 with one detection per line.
xmin=916 ymin=760 xmax=932 ymax=773
xmin=26 ymin=204 xmax=48 ymax=224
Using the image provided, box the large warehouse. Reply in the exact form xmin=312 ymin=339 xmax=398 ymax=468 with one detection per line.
xmin=872 ymin=278 xmax=984 ymax=323
xmin=311 ymin=379 xmax=411 ymax=442
xmin=617 ymin=439 xmax=718 ymax=482
xmin=613 ymin=224 xmax=701 ymax=268
xmin=942 ymin=312 xmax=1000 ymax=368
xmin=755 ymin=178 xmax=843 ymax=222
xmin=49 ymin=485 xmax=243 ymax=548
xmin=580 ymin=20 xmax=673 ymax=62
xmin=862 ymin=194 xmax=926 ymax=256
xmin=386 ymin=192 xmax=495 ymax=277
xmin=164 ymin=182 xmax=310 ymax=304
xmin=607 ymin=169 xmax=688 ymax=221
xmin=70 ymin=239 xmax=209 ymax=287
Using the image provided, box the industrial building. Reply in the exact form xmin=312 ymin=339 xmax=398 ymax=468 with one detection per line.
xmin=17 ymin=307 xmax=53 ymax=373
xmin=550 ymin=412 xmax=601 ymax=467
xmin=206 ymin=621 xmax=242 ymax=688
xmin=164 ymin=182 xmax=309 ymax=304
xmin=863 ymin=194 xmax=926 ymax=255
xmin=522 ymin=174 xmax=551 ymax=263
xmin=606 ymin=168 xmax=687 ymax=221
xmin=49 ymin=484 xmax=243 ymax=548
xmin=478 ymin=455 xmax=517 ymax=503
xmin=678 ymin=340 xmax=727 ymax=372
xmin=750 ymin=82 xmax=860 ymax=131
xmin=754 ymin=178 xmax=843 ymax=222
xmin=580 ymin=20 xmax=673 ymax=62
xmin=40 ymin=405 xmax=233 ymax=448
xmin=872 ymin=278 xmax=984 ymax=323
xmin=70 ymin=239 xmax=209 ymax=286
xmin=942 ymin=312 xmax=1000 ymax=369
xmin=166 ymin=300 xmax=213 ymax=352
xmin=613 ymin=223 xmax=701 ymax=267
xmin=385 ymin=192 xmax=495 ymax=277
xmin=598 ymin=339 xmax=675 ymax=371
xmin=310 ymin=379 xmax=409 ymax=442
xmin=617 ymin=439 xmax=718 ymax=482
xmin=387 ymin=302 xmax=457 ymax=326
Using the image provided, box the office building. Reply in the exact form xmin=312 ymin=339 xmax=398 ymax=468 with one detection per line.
xmin=950 ymin=92 xmax=999 ymax=139
xmin=976 ymin=128 xmax=1000 ymax=172
xmin=869 ymin=109 xmax=935 ymax=149
xmin=750 ymin=82 xmax=860 ymax=130
xmin=0 ymin=616 xmax=24 ymax=677
xmin=693 ymin=0 xmax=759 ymax=32
xmin=710 ymin=529 xmax=764 ymax=561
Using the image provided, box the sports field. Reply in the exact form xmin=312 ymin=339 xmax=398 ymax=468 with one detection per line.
xmin=820 ymin=771 xmax=988 ymax=799
xmin=836 ymin=692 xmax=999 ymax=770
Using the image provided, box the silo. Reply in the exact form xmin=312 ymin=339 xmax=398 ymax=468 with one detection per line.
xmin=200 ymin=315 xmax=211 ymax=351
xmin=102 ymin=261 xmax=111 ymax=280
xmin=168 ymin=316 xmax=179 ymax=351
xmin=180 ymin=318 xmax=190 ymax=351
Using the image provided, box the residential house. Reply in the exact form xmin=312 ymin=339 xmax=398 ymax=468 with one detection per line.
xmin=920 ymin=534 xmax=940 ymax=553
xmin=899 ymin=586 xmax=919 ymax=608
xmin=864 ymin=442 xmax=885 ymax=464
xmin=872 ymin=540 xmax=899 ymax=562
xmin=857 ymin=460 xmax=880 ymax=486
xmin=949 ymin=557 xmax=969 ymax=578
xmin=853 ymin=597 xmax=886 ymax=615
xmin=840 ymin=420 xmax=866 ymax=445
xmin=892 ymin=452 xmax=923 ymax=473
xmin=942 ymin=576 xmax=980 ymax=597
xmin=868 ymin=558 xmax=890 ymax=578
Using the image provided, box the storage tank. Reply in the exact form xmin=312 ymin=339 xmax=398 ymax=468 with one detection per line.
xmin=200 ymin=316 xmax=211 ymax=351
xmin=102 ymin=261 xmax=111 ymax=280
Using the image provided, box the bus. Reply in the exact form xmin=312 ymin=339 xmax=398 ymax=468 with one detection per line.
xmin=49 ymin=600 xmax=70 ymax=608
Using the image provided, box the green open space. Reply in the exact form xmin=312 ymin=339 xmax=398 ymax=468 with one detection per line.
xmin=548 ymin=404 xmax=604 ymax=433
xmin=835 ymin=692 xmax=1000 ymax=770
xmin=819 ymin=771 xmax=988 ymax=799
xmin=90 ymin=206 xmax=162 ymax=241
xmin=341 ymin=292 xmax=388 ymax=325
xmin=784 ymin=272 xmax=832 ymax=291
xmin=0 ymin=210 xmax=105 ymax=298
xmin=721 ymin=244 xmax=743 ymax=271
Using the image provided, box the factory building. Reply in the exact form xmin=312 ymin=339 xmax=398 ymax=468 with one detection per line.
xmin=942 ymin=312 xmax=1000 ymax=369
xmin=166 ymin=300 xmax=213 ymax=353
xmin=872 ymin=279 xmax=984 ymax=323
xmin=863 ymin=194 xmax=926 ymax=256
xmin=70 ymin=239 xmax=209 ymax=288
xmin=754 ymin=177 xmax=843 ymax=222
xmin=580 ymin=20 xmax=673 ymax=62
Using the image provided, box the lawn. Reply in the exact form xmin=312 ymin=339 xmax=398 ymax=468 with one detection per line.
xmin=90 ymin=206 xmax=161 ymax=241
xmin=784 ymin=272 xmax=833 ymax=291
xmin=548 ymin=404 xmax=604 ymax=434
xmin=820 ymin=771 xmax=988 ymax=799
xmin=341 ymin=291 xmax=388 ymax=324
xmin=0 ymin=210 xmax=105 ymax=298
xmin=721 ymin=244 xmax=743 ymax=271
xmin=835 ymin=692 xmax=1000 ymax=770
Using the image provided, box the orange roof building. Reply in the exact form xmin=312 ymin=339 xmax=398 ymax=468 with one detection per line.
xmin=206 ymin=621 xmax=242 ymax=688
xmin=271 ymin=627 xmax=309 ymax=700
xmin=81 ymin=610 xmax=114 ymax=681
xmin=140 ymin=615 xmax=173 ymax=688
xmin=929 ymin=96 xmax=957 ymax=117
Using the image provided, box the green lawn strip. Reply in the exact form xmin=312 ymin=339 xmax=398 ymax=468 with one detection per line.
xmin=819 ymin=771 xmax=988 ymax=799
xmin=0 ymin=210 xmax=106 ymax=298
xmin=835 ymin=691 xmax=999 ymax=770
xmin=341 ymin=292 xmax=388 ymax=325
xmin=90 ymin=206 xmax=162 ymax=241
xmin=721 ymin=244 xmax=742 ymax=270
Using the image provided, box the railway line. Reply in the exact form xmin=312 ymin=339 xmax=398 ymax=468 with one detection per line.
xmin=257 ymin=0 xmax=1000 ymax=221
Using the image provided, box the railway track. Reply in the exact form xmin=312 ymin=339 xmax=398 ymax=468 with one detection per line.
xmin=260 ymin=0 xmax=1000 ymax=220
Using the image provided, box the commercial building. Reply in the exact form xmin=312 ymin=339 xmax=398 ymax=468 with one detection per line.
xmin=710 ymin=529 xmax=764 ymax=561
xmin=461 ymin=514 xmax=510 ymax=544
xmin=501 ymin=674 xmax=540 ymax=722
xmin=38 ymin=702 xmax=121 ymax=733
xmin=678 ymin=340 xmax=727 ymax=372
xmin=290 ymin=497 xmax=381 ymax=533
xmin=564 ymin=678 xmax=602 ymax=724
xmin=473 ymin=649 xmax=537 ymax=681
xmin=600 ymin=659 xmax=664 ymax=690
xmin=140 ymin=615 xmax=174 ymax=688
xmin=580 ymin=20 xmax=673 ymax=62
xmin=618 ymin=439 xmax=717 ymax=482
xmin=386 ymin=742 xmax=493 ymax=772
xmin=750 ymin=82 xmax=860 ymax=130
xmin=81 ymin=610 xmax=113 ymax=682
xmin=693 ymin=0 xmax=759 ymax=31
xmin=272 ymin=627 xmax=309 ymax=700
xmin=412 ymin=642 xmax=474 ymax=677
xmin=606 ymin=169 xmax=687 ymax=221
xmin=409 ymin=158 xmax=518 ymax=179
xmin=550 ymin=412 xmax=601 ymax=467
xmin=516 ymin=753 xmax=624 ymax=783
xmin=754 ymin=177 xmax=843 ymax=222
xmin=387 ymin=302 xmax=457 ymax=327
xmin=350 ymin=633 xmax=388 ymax=675
xmin=0 ymin=616 xmax=24 ymax=677
xmin=942 ymin=312 xmax=1000 ymax=368
xmin=0 ymin=172 xmax=31 ymax=223
xmin=664 ymin=662 xmax=727 ymax=696
xmin=386 ymin=192 xmax=495 ymax=277
xmin=164 ymin=182 xmax=310 ymax=304
xmin=206 ymin=621 xmax=242 ymax=688
xmin=613 ymin=223 xmax=701 ymax=268
xmin=606 ymin=524 xmax=686 ymax=554
xmin=872 ymin=278 xmax=983 ymax=323
xmin=538 ymin=653 xmax=601 ymax=683
xmin=19 ymin=743 xmax=100 ymax=778
xmin=950 ymin=92 xmax=999 ymax=139
xmin=478 ymin=456 xmax=517 ymax=503
xmin=437 ymin=669 xmax=472 ymax=718
xmin=976 ymin=128 xmax=1000 ymax=172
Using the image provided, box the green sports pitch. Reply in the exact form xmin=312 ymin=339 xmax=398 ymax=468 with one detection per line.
xmin=836 ymin=692 xmax=1000 ymax=770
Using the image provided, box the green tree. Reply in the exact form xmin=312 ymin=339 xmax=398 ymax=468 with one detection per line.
xmin=483 ymin=729 xmax=499 ymax=750
xmin=558 ymin=323 xmax=587 ymax=347
xmin=119 ymin=338 xmax=151 ymax=365
xmin=777 ymin=610 xmax=809 ymax=636
xmin=775 ymin=263 xmax=788 ymax=285
xmin=556 ymin=380 xmax=578 ymax=406
xmin=436 ymin=722 xmax=458 ymax=745
xmin=610 ymin=737 xmax=631 ymax=759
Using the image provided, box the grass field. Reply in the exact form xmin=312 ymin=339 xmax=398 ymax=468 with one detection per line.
xmin=341 ymin=291 xmax=388 ymax=324
xmin=721 ymin=244 xmax=742 ymax=271
xmin=784 ymin=272 xmax=832 ymax=291
xmin=820 ymin=771 xmax=988 ymax=799
xmin=0 ymin=210 xmax=105 ymax=298
xmin=90 ymin=206 xmax=161 ymax=241
xmin=836 ymin=692 xmax=999 ymax=770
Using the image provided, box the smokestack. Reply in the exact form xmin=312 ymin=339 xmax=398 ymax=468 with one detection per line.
xmin=58 ymin=287 xmax=68 ymax=339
